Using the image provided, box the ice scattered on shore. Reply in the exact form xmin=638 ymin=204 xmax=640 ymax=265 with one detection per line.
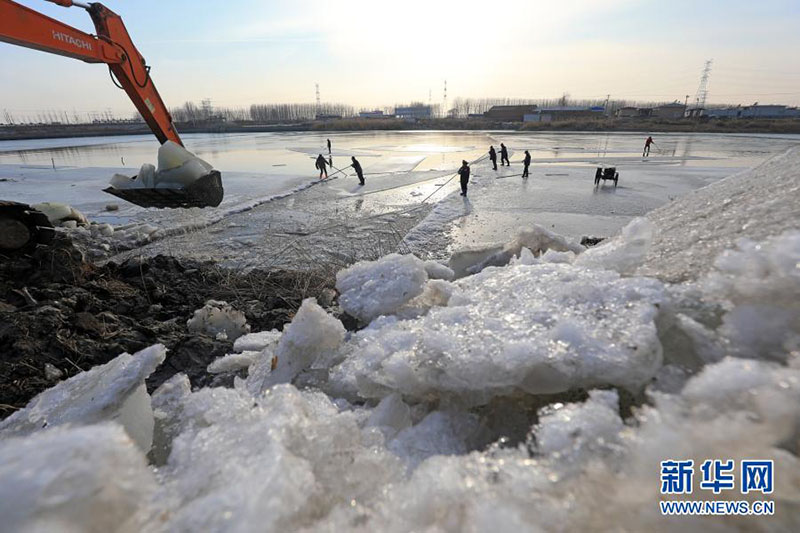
xmin=187 ymin=300 xmax=250 ymax=341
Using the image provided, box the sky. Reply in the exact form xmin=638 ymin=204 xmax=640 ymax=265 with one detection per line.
xmin=1 ymin=0 xmax=799 ymax=120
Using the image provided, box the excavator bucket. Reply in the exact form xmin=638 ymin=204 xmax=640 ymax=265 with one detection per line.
xmin=103 ymin=170 xmax=224 ymax=209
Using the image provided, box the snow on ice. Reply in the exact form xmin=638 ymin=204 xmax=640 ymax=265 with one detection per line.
xmin=2 ymin=148 xmax=800 ymax=531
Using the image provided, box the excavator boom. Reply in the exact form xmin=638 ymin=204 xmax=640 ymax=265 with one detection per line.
xmin=0 ymin=0 xmax=223 ymax=225
xmin=0 ymin=0 xmax=182 ymax=145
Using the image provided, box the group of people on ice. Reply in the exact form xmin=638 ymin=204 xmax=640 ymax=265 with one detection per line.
xmin=315 ymin=138 xmax=365 ymax=185
xmin=314 ymin=136 xmax=656 ymax=197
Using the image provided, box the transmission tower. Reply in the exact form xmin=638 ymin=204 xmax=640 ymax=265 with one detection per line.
xmin=315 ymin=83 xmax=321 ymax=114
xmin=693 ymin=60 xmax=712 ymax=109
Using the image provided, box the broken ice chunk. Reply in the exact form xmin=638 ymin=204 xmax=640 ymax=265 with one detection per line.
xmin=0 ymin=423 xmax=156 ymax=533
xmin=233 ymin=329 xmax=282 ymax=353
xmin=0 ymin=344 xmax=166 ymax=452
xmin=423 ymin=260 xmax=455 ymax=281
xmin=329 ymin=263 xmax=665 ymax=405
xmin=108 ymin=141 xmax=214 ymax=190
xmin=187 ymin=300 xmax=250 ymax=341
xmin=249 ymin=298 xmax=345 ymax=392
xmin=336 ymin=253 xmax=429 ymax=322
xmin=574 ymin=217 xmax=653 ymax=275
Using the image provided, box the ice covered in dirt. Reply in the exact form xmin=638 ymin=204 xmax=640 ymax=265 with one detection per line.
xmin=187 ymin=299 xmax=250 ymax=341
xmin=328 ymin=261 xmax=665 ymax=405
xmin=0 ymin=423 xmax=156 ymax=533
xmin=336 ymin=253 xmax=429 ymax=322
xmin=0 ymin=344 xmax=165 ymax=451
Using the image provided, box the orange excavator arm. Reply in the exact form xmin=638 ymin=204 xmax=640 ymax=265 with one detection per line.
xmin=0 ymin=0 xmax=182 ymax=146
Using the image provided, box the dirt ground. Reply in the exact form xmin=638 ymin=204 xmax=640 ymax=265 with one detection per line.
xmin=0 ymin=235 xmax=339 ymax=418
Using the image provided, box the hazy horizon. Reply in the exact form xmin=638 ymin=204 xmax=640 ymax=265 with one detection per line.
xmin=2 ymin=0 xmax=799 ymax=120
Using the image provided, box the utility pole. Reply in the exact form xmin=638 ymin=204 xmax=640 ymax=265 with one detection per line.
xmin=443 ymin=80 xmax=447 ymax=118
xmin=604 ymin=94 xmax=610 ymax=116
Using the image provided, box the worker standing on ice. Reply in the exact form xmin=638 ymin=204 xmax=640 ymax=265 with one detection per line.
xmin=351 ymin=156 xmax=365 ymax=185
xmin=643 ymin=136 xmax=655 ymax=157
xmin=500 ymin=143 xmax=510 ymax=166
xmin=315 ymin=154 xmax=329 ymax=179
xmin=522 ymin=150 xmax=531 ymax=178
xmin=327 ymin=138 xmax=332 ymax=154
xmin=489 ymin=146 xmax=498 ymax=170
xmin=458 ymin=160 xmax=471 ymax=196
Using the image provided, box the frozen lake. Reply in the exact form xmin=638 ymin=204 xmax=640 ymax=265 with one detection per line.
xmin=1 ymin=131 xmax=798 ymax=265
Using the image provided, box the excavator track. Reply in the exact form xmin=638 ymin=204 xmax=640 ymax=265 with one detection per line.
xmin=0 ymin=200 xmax=55 ymax=253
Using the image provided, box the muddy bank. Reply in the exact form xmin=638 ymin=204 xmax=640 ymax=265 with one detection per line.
xmin=0 ymin=236 xmax=338 ymax=418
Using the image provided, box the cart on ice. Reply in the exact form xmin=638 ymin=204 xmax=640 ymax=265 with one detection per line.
xmin=594 ymin=166 xmax=619 ymax=187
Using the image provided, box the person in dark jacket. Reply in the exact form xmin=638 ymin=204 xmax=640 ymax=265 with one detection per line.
xmin=458 ymin=160 xmax=471 ymax=196
xmin=489 ymin=146 xmax=498 ymax=170
xmin=351 ymin=156 xmax=365 ymax=185
xmin=522 ymin=150 xmax=531 ymax=178
xmin=643 ymin=136 xmax=654 ymax=157
xmin=315 ymin=154 xmax=328 ymax=179
xmin=500 ymin=143 xmax=510 ymax=166
xmin=327 ymin=138 xmax=332 ymax=154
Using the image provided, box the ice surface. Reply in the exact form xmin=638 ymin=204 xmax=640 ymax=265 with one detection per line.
xmin=336 ymin=253 xmax=429 ymax=322
xmin=0 ymin=423 xmax=156 ymax=533
xmin=0 ymin=344 xmax=165 ymax=451
xmin=328 ymin=262 xmax=665 ymax=405
xmin=187 ymin=300 xmax=250 ymax=341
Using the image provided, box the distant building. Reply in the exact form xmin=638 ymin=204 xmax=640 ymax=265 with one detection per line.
xmin=484 ymin=105 xmax=538 ymax=121
xmin=684 ymin=108 xmax=705 ymax=118
xmin=524 ymin=106 xmax=604 ymax=122
xmin=652 ymin=102 xmax=687 ymax=119
xmin=395 ymin=105 xmax=432 ymax=120
xmin=702 ymin=104 xmax=800 ymax=119
xmin=315 ymin=113 xmax=342 ymax=120
xmin=359 ymin=110 xmax=386 ymax=119
xmin=616 ymin=106 xmax=639 ymax=118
